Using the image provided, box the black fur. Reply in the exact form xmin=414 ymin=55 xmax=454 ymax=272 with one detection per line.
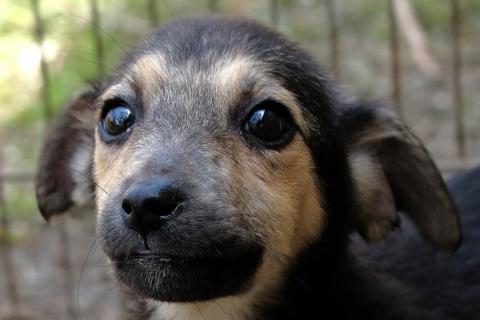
xmin=355 ymin=166 xmax=480 ymax=319
xmin=35 ymin=16 xmax=478 ymax=319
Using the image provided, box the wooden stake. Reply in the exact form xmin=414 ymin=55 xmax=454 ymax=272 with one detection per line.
xmin=270 ymin=0 xmax=280 ymax=27
xmin=208 ymin=0 xmax=218 ymax=12
xmin=30 ymin=0 xmax=52 ymax=119
xmin=90 ymin=0 xmax=105 ymax=76
xmin=450 ymin=0 xmax=466 ymax=158
xmin=388 ymin=0 xmax=403 ymax=118
xmin=58 ymin=218 xmax=76 ymax=319
xmin=325 ymin=0 xmax=340 ymax=78
xmin=147 ymin=0 xmax=159 ymax=27
xmin=0 ymin=151 xmax=21 ymax=317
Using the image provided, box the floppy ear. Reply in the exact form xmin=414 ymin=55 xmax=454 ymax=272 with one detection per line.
xmin=35 ymin=86 xmax=99 ymax=221
xmin=343 ymin=103 xmax=462 ymax=251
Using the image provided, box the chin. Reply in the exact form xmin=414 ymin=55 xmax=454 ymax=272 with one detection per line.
xmin=111 ymin=245 xmax=264 ymax=302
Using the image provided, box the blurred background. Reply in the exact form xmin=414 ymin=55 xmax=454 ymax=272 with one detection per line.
xmin=0 ymin=0 xmax=479 ymax=319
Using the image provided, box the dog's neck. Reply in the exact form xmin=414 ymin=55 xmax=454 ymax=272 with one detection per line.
xmin=134 ymin=233 xmax=415 ymax=320
xmin=148 ymin=257 xmax=288 ymax=320
xmin=146 ymin=234 xmax=350 ymax=320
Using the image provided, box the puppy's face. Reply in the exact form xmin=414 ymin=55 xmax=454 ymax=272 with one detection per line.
xmin=36 ymin=17 xmax=461 ymax=306
xmin=95 ymin=52 xmax=324 ymax=300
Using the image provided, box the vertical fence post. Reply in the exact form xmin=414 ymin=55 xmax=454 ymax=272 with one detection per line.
xmin=394 ymin=0 xmax=440 ymax=79
xmin=270 ymin=0 xmax=280 ymax=27
xmin=208 ymin=0 xmax=218 ymax=12
xmin=0 ymin=152 xmax=21 ymax=317
xmin=31 ymin=0 xmax=76 ymax=318
xmin=325 ymin=0 xmax=340 ymax=79
xmin=147 ymin=0 xmax=159 ymax=27
xmin=90 ymin=0 xmax=105 ymax=76
xmin=58 ymin=218 xmax=75 ymax=319
xmin=30 ymin=0 xmax=52 ymax=119
xmin=450 ymin=0 xmax=466 ymax=159
xmin=388 ymin=0 xmax=403 ymax=118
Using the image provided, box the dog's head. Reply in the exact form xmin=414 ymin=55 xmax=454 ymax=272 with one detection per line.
xmin=35 ymin=17 xmax=461 ymax=303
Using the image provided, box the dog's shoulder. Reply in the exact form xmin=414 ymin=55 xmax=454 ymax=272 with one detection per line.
xmin=253 ymin=240 xmax=422 ymax=319
xmin=353 ymin=165 xmax=480 ymax=319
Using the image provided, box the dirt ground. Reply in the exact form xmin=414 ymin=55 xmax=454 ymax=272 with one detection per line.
xmin=0 ymin=212 xmax=124 ymax=320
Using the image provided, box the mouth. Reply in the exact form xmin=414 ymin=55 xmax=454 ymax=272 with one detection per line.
xmin=125 ymin=250 xmax=174 ymax=262
xmin=111 ymin=245 xmax=264 ymax=302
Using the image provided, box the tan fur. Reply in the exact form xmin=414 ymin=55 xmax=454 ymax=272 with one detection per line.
xmin=349 ymin=149 xmax=398 ymax=242
xmin=127 ymin=54 xmax=168 ymax=97
xmin=70 ymin=143 xmax=94 ymax=205
xmin=151 ymin=295 xmax=257 ymax=320
xmin=214 ymin=55 xmax=308 ymax=132
xmin=93 ymin=53 xmax=326 ymax=314
xmin=145 ymin=135 xmax=324 ymax=320
xmin=94 ymin=136 xmax=151 ymax=212
xmin=98 ymin=83 xmax=136 ymax=103
xmin=220 ymin=134 xmax=324 ymax=301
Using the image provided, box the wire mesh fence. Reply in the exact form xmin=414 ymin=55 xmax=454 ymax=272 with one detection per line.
xmin=0 ymin=0 xmax=477 ymax=319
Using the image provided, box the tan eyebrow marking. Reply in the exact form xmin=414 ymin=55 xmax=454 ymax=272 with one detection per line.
xmin=213 ymin=55 xmax=308 ymax=132
xmin=98 ymin=83 xmax=136 ymax=103
xmin=126 ymin=53 xmax=168 ymax=94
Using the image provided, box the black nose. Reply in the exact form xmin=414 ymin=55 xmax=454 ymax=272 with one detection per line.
xmin=121 ymin=178 xmax=184 ymax=234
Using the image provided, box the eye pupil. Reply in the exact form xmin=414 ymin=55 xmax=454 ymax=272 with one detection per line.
xmin=103 ymin=105 xmax=134 ymax=136
xmin=244 ymin=101 xmax=293 ymax=146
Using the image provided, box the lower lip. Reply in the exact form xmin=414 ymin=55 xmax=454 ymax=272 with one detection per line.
xmin=135 ymin=255 xmax=172 ymax=262
xmin=127 ymin=251 xmax=173 ymax=262
xmin=118 ymin=252 xmax=230 ymax=265
xmin=111 ymin=247 xmax=264 ymax=302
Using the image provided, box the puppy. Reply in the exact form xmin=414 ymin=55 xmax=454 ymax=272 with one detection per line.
xmin=35 ymin=16 xmax=478 ymax=319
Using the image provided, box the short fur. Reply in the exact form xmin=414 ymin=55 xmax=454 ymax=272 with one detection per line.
xmin=35 ymin=16 xmax=478 ymax=319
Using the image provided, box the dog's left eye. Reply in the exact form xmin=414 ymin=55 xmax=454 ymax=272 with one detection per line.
xmin=100 ymin=103 xmax=135 ymax=140
xmin=243 ymin=100 xmax=296 ymax=148
xmin=104 ymin=106 xmax=133 ymax=135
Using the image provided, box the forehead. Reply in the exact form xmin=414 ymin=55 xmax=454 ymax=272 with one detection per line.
xmin=100 ymin=52 xmax=306 ymax=130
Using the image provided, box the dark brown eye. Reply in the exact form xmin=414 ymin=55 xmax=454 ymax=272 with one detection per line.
xmin=243 ymin=100 xmax=296 ymax=148
xmin=102 ymin=105 xmax=134 ymax=136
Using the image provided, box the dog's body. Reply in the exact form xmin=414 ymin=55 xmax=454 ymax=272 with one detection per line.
xmin=34 ymin=16 xmax=478 ymax=319
xmin=355 ymin=165 xmax=480 ymax=319
xmin=127 ymin=166 xmax=480 ymax=320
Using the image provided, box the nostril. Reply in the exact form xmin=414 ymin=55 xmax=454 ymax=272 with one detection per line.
xmin=144 ymin=190 xmax=184 ymax=217
xmin=121 ymin=180 xmax=185 ymax=234
xmin=122 ymin=198 xmax=133 ymax=215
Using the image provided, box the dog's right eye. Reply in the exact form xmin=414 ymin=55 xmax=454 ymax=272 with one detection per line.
xmin=100 ymin=103 xmax=135 ymax=139
xmin=242 ymin=100 xmax=296 ymax=149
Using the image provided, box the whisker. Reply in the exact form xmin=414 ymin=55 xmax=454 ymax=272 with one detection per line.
xmin=195 ymin=303 xmax=207 ymax=320
xmin=213 ymin=300 xmax=231 ymax=318
xmin=58 ymin=49 xmax=117 ymax=65
xmin=67 ymin=14 xmax=133 ymax=61
xmin=67 ymin=164 xmax=111 ymax=197
xmin=115 ymin=169 xmax=128 ymax=183
xmin=76 ymin=236 xmax=100 ymax=320
xmin=57 ymin=55 xmax=116 ymax=74
xmin=21 ymin=153 xmax=111 ymax=198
